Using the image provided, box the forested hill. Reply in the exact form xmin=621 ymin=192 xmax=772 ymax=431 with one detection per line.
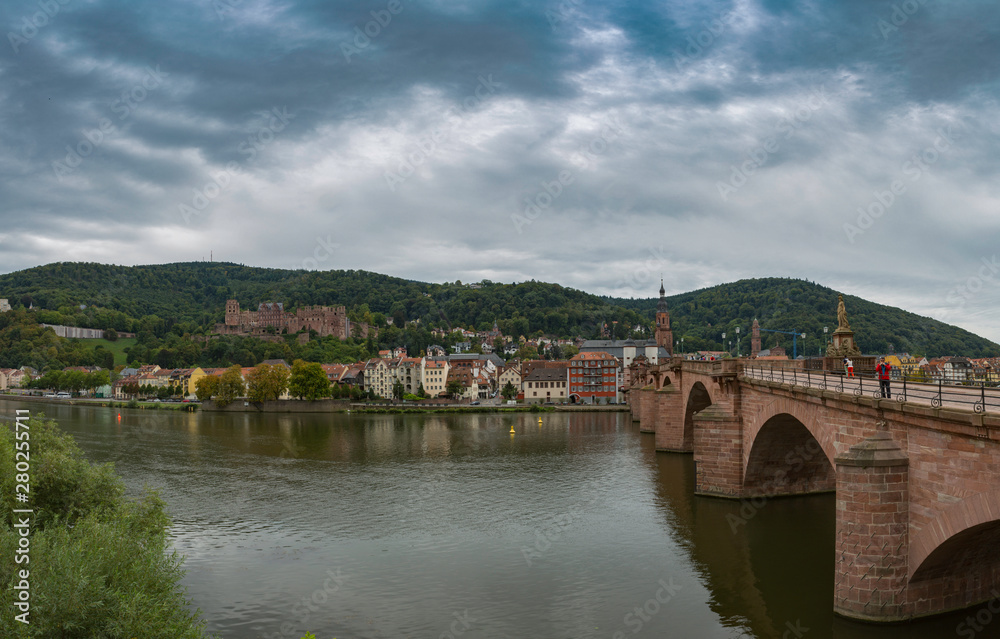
xmin=0 ymin=261 xmax=646 ymax=339
xmin=606 ymin=277 xmax=1000 ymax=358
xmin=0 ymin=264 xmax=995 ymax=358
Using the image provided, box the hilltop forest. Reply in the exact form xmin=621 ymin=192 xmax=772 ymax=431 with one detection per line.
xmin=0 ymin=262 xmax=995 ymax=371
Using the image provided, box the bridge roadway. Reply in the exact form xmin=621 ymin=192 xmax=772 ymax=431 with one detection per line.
xmin=628 ymin=357 xmax=1000 ymax=623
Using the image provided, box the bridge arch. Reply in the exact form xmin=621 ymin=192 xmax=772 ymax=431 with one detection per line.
xmin=743 ymin=412 xmax=836 ymax=496
xmin=742 ymin=397 xmax=838 ymax=477
xmin=653 ymin=370 xmax=673 ymax=390
xmin=680 ymin=380 xmax=712 ymax=452
xmin=909 ymin=491 xmax=1000 ymax=585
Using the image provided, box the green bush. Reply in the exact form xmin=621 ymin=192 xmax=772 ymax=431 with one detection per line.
xmin=0 ymin=416 xmax=216 ymax=638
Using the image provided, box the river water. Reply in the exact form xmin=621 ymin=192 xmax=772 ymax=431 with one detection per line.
xmin=3 ymin=402 xmax=983 ymax=639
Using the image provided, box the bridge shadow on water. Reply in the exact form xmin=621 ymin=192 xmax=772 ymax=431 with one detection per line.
xmin=638 ymin=431 xmax=991 ymax=639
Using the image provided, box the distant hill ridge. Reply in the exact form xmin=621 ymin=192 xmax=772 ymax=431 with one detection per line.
xmin=0 ymin=263 xmax=995 ymax=358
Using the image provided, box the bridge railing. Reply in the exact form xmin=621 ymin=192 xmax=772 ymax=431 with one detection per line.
xmin=741 ymin=364 xmax=1000 ymax=415
xmin=680 ymin=359 xmax=739 ymax=376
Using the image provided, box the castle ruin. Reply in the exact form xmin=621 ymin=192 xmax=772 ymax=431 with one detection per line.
xmin=214 ymin=299 xmax=370 ymax=340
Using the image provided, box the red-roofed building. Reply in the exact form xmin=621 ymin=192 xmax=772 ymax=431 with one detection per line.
xmin=568 ymin=351 xmax=621 ymax=404
xmin=321 ymin=363 xmax=348 ymax=385
xmin=446 ymin=367 xmax=478 ymax=401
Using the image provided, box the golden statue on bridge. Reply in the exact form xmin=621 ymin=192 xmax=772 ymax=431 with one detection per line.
xmin=828 ymin=294 xmax=861 ymax=358
xmin=837 ymin=294 xmax=850 ymax=330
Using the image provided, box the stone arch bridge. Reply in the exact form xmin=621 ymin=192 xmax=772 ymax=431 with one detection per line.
xmin=629 ymin=358 xmax=1000 ymax=622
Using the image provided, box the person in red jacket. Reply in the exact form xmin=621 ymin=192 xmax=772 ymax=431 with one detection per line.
xmin=876 ymin=357 xmax=892 ymax=398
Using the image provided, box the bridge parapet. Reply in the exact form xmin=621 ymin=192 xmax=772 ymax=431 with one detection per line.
xmin=742 ymin=364 xmax=1000 ymax=415
xmin=680 ymin=359 xmax=739 ymax=376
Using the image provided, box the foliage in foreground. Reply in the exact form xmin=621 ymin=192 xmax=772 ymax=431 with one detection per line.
xmin=0 ymin=416 xmax=216 ymax=639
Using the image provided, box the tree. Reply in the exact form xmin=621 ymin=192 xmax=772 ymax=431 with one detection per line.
xmin=246 ymin=363 xmax=290 ymax=402
xmin=0 ymin=417 xmax=215 ymax=637
xmin=516 ymin=345 xmax=539 ymax=360
xmin=122 ymin=381 xmax=141 ymax=399
xmin=103 ymin=328 xmax=118 ymax=341
xmin=64 ymin=370 xmax=88 ymax=396
xmin=194 ymin=375 xmax=219 ymax=402
xmin=417 ymin=383 xmax=427 ymax=399
xmin=502 ymin=381 xmax=518 ymax=401
xmin=446 ymin=379 xmax=465 ymax=398
xmin=392 ymin=309 xmax=406 ymax=328
xmin=215 ymin=365 xmax=246 ymax=406
xmin=392 ymin=379 xmax=405 ymax=401
xmin=85 ymin=370 xmax=110 ymax=395
xmin=288 ymin=359 xmax=330 ymax=400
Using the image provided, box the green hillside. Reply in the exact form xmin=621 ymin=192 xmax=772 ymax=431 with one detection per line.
xmin=0 ymin=264 xmax=995 ymax=373
xmin=606 ymin=277 xmax=1000 ymax=358
xmin=0 ymin=261 xmax=645 ymax=340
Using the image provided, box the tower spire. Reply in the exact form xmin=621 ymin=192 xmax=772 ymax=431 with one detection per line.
xmin=655 ymin=280 xmax=672 ymax=355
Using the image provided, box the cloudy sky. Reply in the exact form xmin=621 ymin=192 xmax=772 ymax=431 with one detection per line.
xmin=1 ymin=0 xmax=998 ymax=341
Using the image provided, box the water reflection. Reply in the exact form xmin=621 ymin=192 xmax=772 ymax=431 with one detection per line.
xmin=0 ymin=402 xmax=983 ymax=638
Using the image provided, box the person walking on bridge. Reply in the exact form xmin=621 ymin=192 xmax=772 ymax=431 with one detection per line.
xmin=876 ymin=357 xmax=892 ymax=398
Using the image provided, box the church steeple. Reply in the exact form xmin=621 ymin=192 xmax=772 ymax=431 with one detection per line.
xmin=655 ymin=279 xmax=673 ymax=355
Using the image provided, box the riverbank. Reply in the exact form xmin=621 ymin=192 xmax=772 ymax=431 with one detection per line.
xmin=0 ymin=393 xmax=630 ymax=414
xmin=201 ymin=399 xmax=560 ymax=413
xmin=201 ymin=400 xmax=630 ymax=413
xmin=0 ymin=393 xmax=198 ymax=411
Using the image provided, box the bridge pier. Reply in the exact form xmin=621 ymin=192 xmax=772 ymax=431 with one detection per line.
xmin=635 ymin=387 xmax=655 ymax=432
xmin=834 ymin=431 xmax=910 ymax=622
xmin=693 ymin=408 xmax=743 ymax=498
xmin=628 ymin=358 xmax=1000 ymax=622
xmin=629 ymin=389 xmax=640 ymax=422
xmin=653 ymin=386 xmax=689 ymax=452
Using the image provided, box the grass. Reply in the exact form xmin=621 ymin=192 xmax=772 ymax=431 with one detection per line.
xmin=90 ymin=337 xmax=137 ymax=366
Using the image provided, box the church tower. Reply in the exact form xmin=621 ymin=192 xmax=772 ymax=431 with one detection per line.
xmin=654 ymin=280 xmax=673 ymax=356
xmin=751 ymin=318 xmax=761 ymax=357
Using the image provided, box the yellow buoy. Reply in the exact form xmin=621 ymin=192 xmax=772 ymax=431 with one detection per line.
xmin=510 ymin=425 xmax=515 ymax=434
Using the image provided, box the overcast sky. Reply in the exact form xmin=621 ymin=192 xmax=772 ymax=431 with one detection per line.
xmin=1 ymin=0 xmax=998 ymax=341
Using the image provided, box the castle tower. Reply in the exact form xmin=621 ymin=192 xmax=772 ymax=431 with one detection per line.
xmin=654 ymin=280 xmax=673 ymax=356
xmin=225 ymin=299 xmax=240 ymax=326
xmin=751 ymin=318 xmax=761 ymax=357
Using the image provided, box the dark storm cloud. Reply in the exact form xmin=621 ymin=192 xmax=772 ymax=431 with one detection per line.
xmin=0 ymin=0 xmax=999 ymax=341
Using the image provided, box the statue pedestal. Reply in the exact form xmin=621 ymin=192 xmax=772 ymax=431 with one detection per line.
xmin=826 ymin=328 xmax=860 ymax=357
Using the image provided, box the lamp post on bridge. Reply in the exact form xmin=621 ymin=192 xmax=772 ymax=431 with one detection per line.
xmin=722 ymin=332 xmax=726 ymax=357
xmin=736 ymin=326 xmax=741 ymax=358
